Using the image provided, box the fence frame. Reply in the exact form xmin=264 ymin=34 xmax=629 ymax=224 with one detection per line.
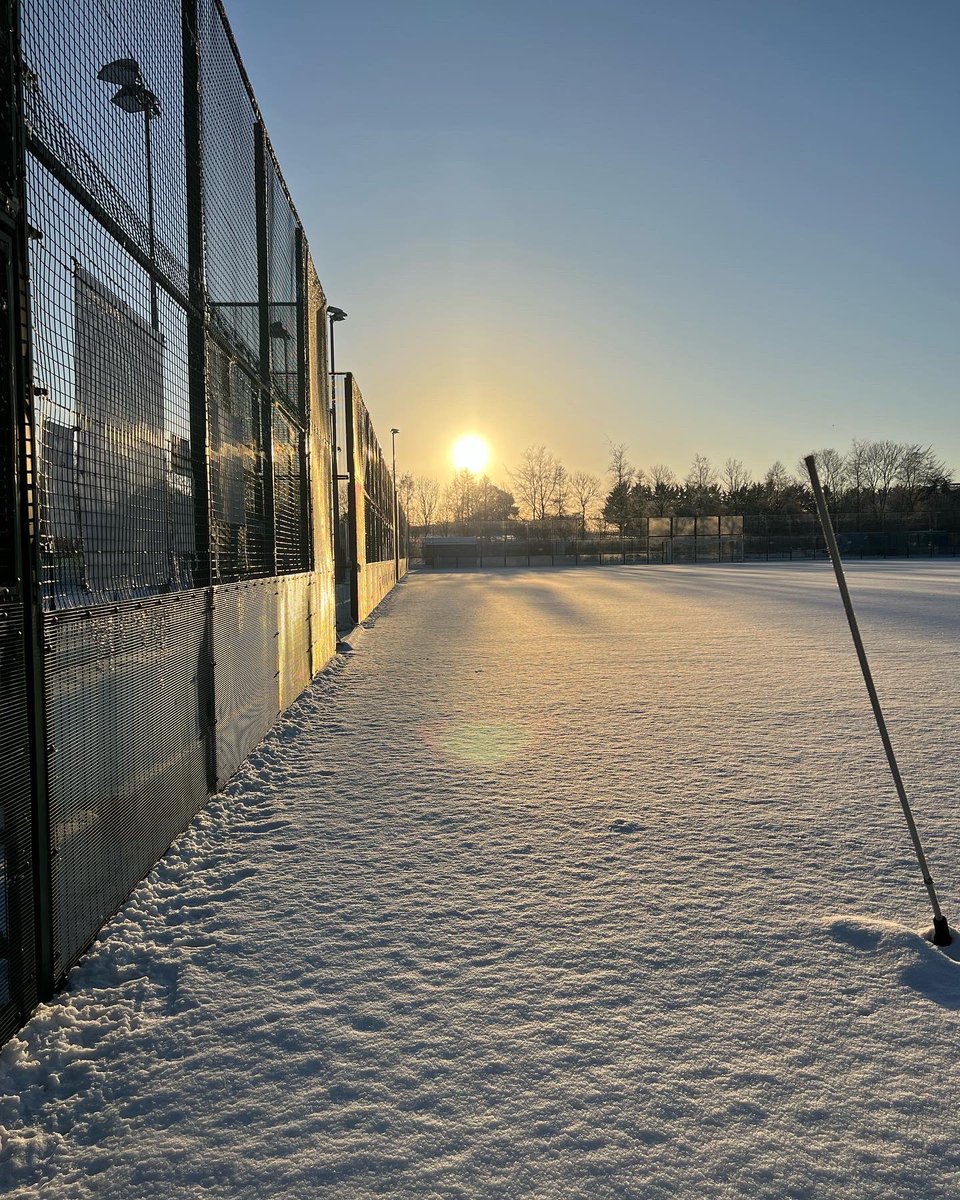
xmin=0 ymin=0 xmax=403 ymax=1041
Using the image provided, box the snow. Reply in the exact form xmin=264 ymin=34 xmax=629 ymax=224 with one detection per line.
xmin=2 ymin=561 xmax=960 ymax=1198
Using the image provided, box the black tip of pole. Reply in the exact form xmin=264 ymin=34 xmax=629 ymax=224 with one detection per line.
xmin=930 ymin=915 xmax=953 ymax=947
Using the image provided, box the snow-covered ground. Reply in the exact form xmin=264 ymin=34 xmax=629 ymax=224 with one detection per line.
xmin=3 ymin=562 xmax=960 ymax=1199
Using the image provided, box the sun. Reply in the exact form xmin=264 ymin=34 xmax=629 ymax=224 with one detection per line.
xmin=451 ymin=434 xmax=490 ymax=475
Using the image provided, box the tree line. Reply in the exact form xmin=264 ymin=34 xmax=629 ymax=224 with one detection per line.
xmin=401 ymin=440 xmax=956 ymax=535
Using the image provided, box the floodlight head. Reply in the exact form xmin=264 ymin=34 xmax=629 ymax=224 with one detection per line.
xmin=98 ymin=58 xmax=141 ymax=86
xmin=110 ymin=83 xmax=160 ymax=116
xmin=99 ymin=60 xmax=160 ymax=117
xmin=391 ymin=428 xmax=400 ymax=435
xmin=328 ymin=306 xmax=348 ymax=323
xmin=269 ymin=320 xmax=291 ymax=340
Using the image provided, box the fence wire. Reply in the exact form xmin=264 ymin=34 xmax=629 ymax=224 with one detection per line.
xmin=206 ymin=336 xmax=270 ymax=581
xmin=28 ymin=159 xmax=195 ymax=608
xmin=6 ymin=0 xmax=406 ymax=1027
xmin=199 ymin=0 xmax=259 ymax=364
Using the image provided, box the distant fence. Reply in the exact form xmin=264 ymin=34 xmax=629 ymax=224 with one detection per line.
xmin=418 ymin=518 xmax=960 ymax=570
xmin=420 ymin=518 xmax=745 ymax=568
xmin=0 ymin=0 xmax=404 ymax=1042
xmin=339 ymin=373 xmax=407 ymax=622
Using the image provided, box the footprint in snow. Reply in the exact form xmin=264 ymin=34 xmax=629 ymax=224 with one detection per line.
xmin=610 ymin=818 xmax=643 ymax=835
xmin=349 ymin=1013 xmax=386 ymax=1033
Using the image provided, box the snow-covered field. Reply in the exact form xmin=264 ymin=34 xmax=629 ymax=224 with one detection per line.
xmin=3 ymin=562 xmax=960 ymax=1199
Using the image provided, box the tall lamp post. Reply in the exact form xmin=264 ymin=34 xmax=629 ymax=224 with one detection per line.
xmin=97 ymin=58 xmax=160 ymax=331
xmin=327 ymin=306 xmax=347 ymax=571
xmin=390 ymin=427 xmax=400 ymax=581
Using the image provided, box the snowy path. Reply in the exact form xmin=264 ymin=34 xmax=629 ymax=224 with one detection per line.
xmin=3 ymin=563 xmax=960 ymax=1199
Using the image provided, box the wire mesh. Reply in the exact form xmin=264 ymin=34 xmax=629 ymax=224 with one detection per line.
xmin=273 ymin=405 xmax=308 ymax=574
xmin=28 ymin=161 xmax=196 ymax=608
xmin=305 ymin=262 xmax=332 ymax=580
xmin=21 ymin=0 xmax=189 ymax=302
xmin=266 ymin=165 xmax=302 ymax=417
xmin=206 ymin=335 xmax=270 ymax=582
xmin=198 ymin=0 xmax=259 ymax=365
xmin=9 ymin=0 xmax=400 ymax=1036
xmin=352 ymin=379 xmax=395 ymax=565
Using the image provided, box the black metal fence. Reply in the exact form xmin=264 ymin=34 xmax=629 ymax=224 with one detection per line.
xmin=0 ymin=0 xmax=405 ymax=1043
xmin=420 ymin=518 xmax=745 ymax=568
xmin=418 ymin=517 xmax=960 ymax=570
xmin=337 ymin=372 xmax=407 ymax=625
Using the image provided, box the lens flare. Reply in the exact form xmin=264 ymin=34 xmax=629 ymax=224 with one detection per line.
xmin=451 ymin=434 xmax=490 ymax=474
xmin=421 ymin=720 xmax=530 ymax=765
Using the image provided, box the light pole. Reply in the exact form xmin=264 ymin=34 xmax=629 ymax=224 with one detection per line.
xmin=97 ymin=58 xmax=160 ymax=331
xmin=390 ymin=427 xmax=400 ymax=581
xmin=328 ymin=305 xmax=347 ymax=378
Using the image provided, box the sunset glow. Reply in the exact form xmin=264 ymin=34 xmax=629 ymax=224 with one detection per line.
xmin=451 ymin=434 xmax=490 ymax=475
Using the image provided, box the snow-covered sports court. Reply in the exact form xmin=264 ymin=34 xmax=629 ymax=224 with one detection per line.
xmin=2 ymin=562 xmax=960 ymax=1199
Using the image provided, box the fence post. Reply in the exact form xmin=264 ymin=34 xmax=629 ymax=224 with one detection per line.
xmin=294 ymin=225 xmax=310 ymax=571
xmin=181 ymin=0 xmax=217 ymax=792
xmin=343 ymin=374 xmax=360 ymax=624
xmin=3 ymin=0 xmax=53 ymax=1004
xmin=254 ymin=121 xmax=277 ymax=577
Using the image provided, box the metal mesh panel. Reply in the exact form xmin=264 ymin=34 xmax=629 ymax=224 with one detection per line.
xmin=206 ymin=335 xmax=270 ymax=581
xmin=0 ymin=604 xmax=38 ymax=1043
xmin=11 ymin=0 xmax=402 ymax=1039
xmin=27 ymin=162 xmax=195 ymax=608
xmin=277 ymin=573 xmax=311 ymax=711
xmin=21 ymin=0 xmax=189 ymax=303
xmin=44 ymin=591 xmax=208 ymax=980
xmin=212 ymin=580 xmax=278 ymax=790
xmin=348 ymin=376 xmax=395 ymax=566
xmin=0 ymin=244 xmax=16 ymax=588
xmin=273 ymin=405 xmax=308 ymax=574
xmin=266 ymin=166 xmax=302 ymax=417
xmin=305 ymin=263 xmax=335 ymax=666
xmin=198 ymin=0 xmax=259 ymax=364
xmin=305 ymin=268 xmax=329 ymax=568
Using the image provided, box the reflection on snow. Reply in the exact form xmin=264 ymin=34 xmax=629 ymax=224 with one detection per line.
xmin=420 ymin=719 xmax=530 ymax=765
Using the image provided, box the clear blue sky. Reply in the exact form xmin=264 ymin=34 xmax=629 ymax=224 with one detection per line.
xmin=226 ymin=0 xmax=960 ymax=485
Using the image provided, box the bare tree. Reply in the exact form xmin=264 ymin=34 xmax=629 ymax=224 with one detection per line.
xmin=897 ymin=444 xmax=949 ymax=512
xmin=799 ymin=448 xmax=846 ymax=520
xmin=510 ymin=445 xmax=559 ymax=521
xmin=686 ymin=453 xmax=717 ymax=492
xmin=763 ymin=460 xmax=793 ymax=510
xmin=397 ymin=472 xmax=415 ymax=520
xmin=648 ymin=463 xmax=677 ymax=516
xmin=412 ymin=475 xmax=441 ymax=535
xmin=648 ymin=463 xmax=676 ymax=490
xmin=570 ymin=470 xmax=602 ymax=532
xmin=608 ymin=443 xmax=634 ymax=490
xmin=721 ymin=458 xmax=751 ymax=506
xmin=553 ymin=463 xmax=570 ymax=518
xmin=685 ymin=453 xmax=718 ymax=514
xmin=861 ymin=440 xmax=904 ymax=523
xmin=446 ymin=469 xmax=481 ymax=529
xmin=845 ymin=440 xmax=870 ymax=529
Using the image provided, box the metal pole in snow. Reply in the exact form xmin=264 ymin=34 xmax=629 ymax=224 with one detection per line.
xmin=804 ymin=454 xmax=952 ymax=946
